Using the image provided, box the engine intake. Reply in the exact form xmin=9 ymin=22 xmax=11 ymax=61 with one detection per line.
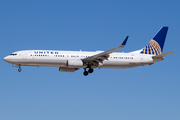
xmin=68 ymin=59 xmax=83 ymax=68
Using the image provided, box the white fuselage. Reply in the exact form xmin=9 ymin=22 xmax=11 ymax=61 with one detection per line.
xmin=3 ymin=50 xmax=162 ymax=69
xmin=3 ymin=27 xmax=173 ymax=75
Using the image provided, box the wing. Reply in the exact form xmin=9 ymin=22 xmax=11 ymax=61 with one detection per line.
xmin=82 ymin=36 xmax=128 ymax=64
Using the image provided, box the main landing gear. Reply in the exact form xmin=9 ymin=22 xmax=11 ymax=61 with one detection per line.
xmin=83 ymin=68 xmax=94 ymax=76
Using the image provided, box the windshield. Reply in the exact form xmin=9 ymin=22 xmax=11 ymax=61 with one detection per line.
xmin=10 ymin=53 xmax=17 ymax=56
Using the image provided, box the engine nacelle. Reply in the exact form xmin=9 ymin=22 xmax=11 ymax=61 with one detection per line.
xmin=68 ymin=59 xmax=83 ymax=68
xmin=59 ymin=67 xmax=78 ymax=72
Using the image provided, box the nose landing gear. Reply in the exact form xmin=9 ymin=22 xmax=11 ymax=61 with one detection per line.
xmin=18 ymin=66 xmax=22 ymax=72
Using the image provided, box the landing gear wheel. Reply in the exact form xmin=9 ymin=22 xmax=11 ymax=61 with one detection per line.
xmin=88 ymin=68 xmax=93 ymax=73
xmin=83 ymin=71 xmax=88 ymax=76
xmin=18 ymin=68 xmax=22 ymax=72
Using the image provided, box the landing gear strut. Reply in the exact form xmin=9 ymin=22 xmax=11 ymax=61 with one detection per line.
xmin=18 ymin=66 xmax=22 ymax=72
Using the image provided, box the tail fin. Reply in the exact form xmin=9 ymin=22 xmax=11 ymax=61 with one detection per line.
xmin=140 ymin=27 xmax=168 ymax=55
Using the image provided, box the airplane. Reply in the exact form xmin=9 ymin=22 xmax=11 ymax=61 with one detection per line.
xmin=3 ymin=26 xmax=175 ymax=76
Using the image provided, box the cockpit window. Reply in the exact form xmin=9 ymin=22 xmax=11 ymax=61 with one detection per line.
xmin=10 ymin=53 xmax=17 ymax=56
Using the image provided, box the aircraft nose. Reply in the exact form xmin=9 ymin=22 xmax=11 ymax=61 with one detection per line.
xmin=3 ymin=56 xmax=11 ymax=62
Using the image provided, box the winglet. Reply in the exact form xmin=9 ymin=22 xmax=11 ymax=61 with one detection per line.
xmin=121 ymin=36 xmax=129 ymax=46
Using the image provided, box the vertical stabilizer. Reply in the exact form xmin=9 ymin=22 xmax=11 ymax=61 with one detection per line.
xmin=140 ymin=27 xmax=168 ymax=55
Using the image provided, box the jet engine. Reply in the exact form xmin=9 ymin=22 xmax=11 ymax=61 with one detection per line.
xmin=59 ymin=67 xmax=78 ymax=72
xmin=67 ymin=59 xmax=83 ymax=68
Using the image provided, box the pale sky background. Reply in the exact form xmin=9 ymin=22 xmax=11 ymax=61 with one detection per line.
xmin=0 ymin=0 xmax=180 ymax=120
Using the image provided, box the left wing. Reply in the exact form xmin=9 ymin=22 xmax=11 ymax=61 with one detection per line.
xmin=82 ymin=36 xmax=128 ymax=63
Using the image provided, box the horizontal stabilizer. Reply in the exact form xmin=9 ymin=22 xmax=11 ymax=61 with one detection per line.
xmin=152 ymin=51 xmax=176 ymax=58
